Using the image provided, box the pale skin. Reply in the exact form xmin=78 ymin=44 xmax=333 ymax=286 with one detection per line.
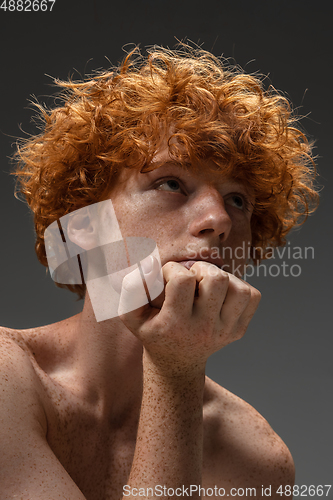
xmin=0 ymin=151 xmax=295 ymax=499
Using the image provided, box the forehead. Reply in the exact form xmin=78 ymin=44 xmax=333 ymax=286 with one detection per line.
xmin=113 ymin=138 xmax=254 ymax=196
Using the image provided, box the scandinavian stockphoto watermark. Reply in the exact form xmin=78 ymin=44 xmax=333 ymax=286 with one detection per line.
xmin=185 ymin=241 xmax=315 ymax=280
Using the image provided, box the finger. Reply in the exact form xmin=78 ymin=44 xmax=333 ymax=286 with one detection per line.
xmin=189 ymin=262 xmax=230 ymax=315
xmin=221 ymin=275 xmax=260 ymax=333
xmin=161 ymin=262 xmax=197 ymax=315
xmin=236 ymin=285 xmax=261 ymax=332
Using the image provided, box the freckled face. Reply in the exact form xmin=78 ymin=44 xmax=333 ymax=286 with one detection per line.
xmin=109 ymin=157 xmax=254 ymax=277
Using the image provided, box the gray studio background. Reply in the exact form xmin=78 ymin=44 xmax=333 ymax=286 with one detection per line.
xmin=0 ymin=0 xmax=332 ymax=493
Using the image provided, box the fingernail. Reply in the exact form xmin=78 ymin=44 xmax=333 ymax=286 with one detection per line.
xmin=141 ymin=255 xmax=154 ymax=274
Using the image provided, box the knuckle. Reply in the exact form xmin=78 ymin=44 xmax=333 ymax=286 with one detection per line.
xmin=174 ymin=272 xmax=195 ymax=286
xmin=247 ymin=286 xmax=261 ymax=305
xmin=163 ymin=261 xmax=174 ymax=272
xmin=213 ymin=267 xmax=227 ymax=279
xmin=121 ymin=271 xmax=142 ymax=292
xmin=235 ymin=325 xmax=247 ymax=340
xmin=238 ymin=284 xmax=252 ymax=299
xmin=207 ymin=266 xmax=229 ymax=282
xmin=122 ymin=273 xmax=135 ymax=291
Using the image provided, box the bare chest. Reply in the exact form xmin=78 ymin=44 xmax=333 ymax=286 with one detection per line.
xmin=44 ymin=395 xmax=220 ymax=500
xmin=39 ymin=375 xmax=256 ymax=500
xmin=45 ymin=398 xmax=137 ymax=500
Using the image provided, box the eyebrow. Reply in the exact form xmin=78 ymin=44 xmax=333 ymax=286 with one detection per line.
xmin=146 ymin=160 xmax=184 ymax=170
xmin=143 ymin=161 xmax=256 ymax=201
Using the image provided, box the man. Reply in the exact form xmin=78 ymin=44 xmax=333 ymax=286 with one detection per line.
xmin=0 ymin=45 xmax=319 ymax=499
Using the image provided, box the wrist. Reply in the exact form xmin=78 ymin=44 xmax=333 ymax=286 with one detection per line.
xmin=142 ymin=349 xmax=206 ymax=389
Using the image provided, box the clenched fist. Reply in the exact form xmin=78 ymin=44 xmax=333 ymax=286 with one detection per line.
xmin=118 ymin=257 xmax=261 ymax=376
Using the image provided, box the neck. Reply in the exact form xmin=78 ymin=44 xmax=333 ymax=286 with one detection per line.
xmin=57 ymin=293 xmax=144 ymax=421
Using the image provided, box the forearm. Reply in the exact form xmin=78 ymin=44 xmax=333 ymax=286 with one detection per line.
xmin=119 ymin=261 xmax=261 ymax=499
xmin=124 ymin=350 xmax=205 ymax=499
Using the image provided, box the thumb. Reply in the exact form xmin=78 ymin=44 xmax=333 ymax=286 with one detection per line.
xmin=118 ymin=255 xmax=165 ymax=331
xmin=118 ymin=266 xmax=149 ymax=317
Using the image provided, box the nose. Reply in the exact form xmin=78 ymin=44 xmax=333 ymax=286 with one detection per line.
xmin=188 ymin=187 xmax=232 ymax=242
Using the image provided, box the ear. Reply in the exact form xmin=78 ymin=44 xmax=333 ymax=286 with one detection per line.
xmin=66 ymin=208 xmax=98 ymax=250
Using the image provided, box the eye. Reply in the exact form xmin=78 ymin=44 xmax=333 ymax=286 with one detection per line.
xmin=155 ymin=178 xmax=183 ymax=193
xmin=225 ymin=194 xmax=252 ymax=212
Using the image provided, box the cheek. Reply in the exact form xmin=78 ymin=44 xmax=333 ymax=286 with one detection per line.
xmin=223 ymin=219 xmax=252 ymax=274
xmin=111 ymin=197 xmax=165 ymax=239
xmin=230 ymin=217 xmax=252 ymax=248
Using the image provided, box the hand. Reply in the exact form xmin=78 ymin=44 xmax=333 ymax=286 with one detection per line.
xmin=118 ymin=259 xmax=261 ymax=375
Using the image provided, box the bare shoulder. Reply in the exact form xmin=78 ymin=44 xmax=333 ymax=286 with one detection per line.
xmin=0 ymin=324 xmax=38 ymax=364
xmin=0 ymin=325 xmax=47 ymax=420
xmin=0 ymin=326 xmax=86 ymax=498
xmin=203 ymin=376 xmax=295 ymax=494
xmin=0 ymin=325 xmax=36 ymax=369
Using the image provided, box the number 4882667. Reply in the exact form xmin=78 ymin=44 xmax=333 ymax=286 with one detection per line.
xmin=0 ymin=0 xmax=56 ymax=11
xmin=276 ymin=485 xmax=332 ymax=497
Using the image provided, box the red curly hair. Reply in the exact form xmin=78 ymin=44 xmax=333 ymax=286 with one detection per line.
xmin=13 ymin=44 xmax=319 ymax=299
